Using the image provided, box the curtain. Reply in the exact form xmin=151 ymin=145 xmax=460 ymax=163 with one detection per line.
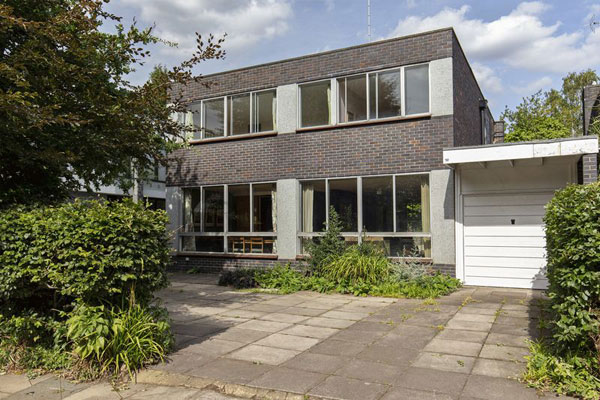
xmin=184 ymin=190 xmax=193 ymax=232
xmin=272 ymin=95 xmax=277 ymax=131
xmin=302 ymin=184 xmax=314 ymax=232
xmin=271 ymin=185 xmax=277 ymax=252
xmin=327 ymin=86 xmax=331 ymax=124
xmin=420 ymin=177 xmax=430 ymax=233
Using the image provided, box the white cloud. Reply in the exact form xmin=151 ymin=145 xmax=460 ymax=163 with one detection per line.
xmin=471 ymin=62 xmax=502 ymax=93
xmin=510 ymin=76 xmax=553 ymax=95
xmin=119 ymin=0 xmax=292 ymax=56
xmin=388 ymin=2 xmax=600 ymax=73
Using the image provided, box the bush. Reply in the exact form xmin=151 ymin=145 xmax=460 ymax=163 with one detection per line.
xmin=67 ymin=302 xmax=172 ymax=378
xmin=218 ymin=269 xmax=258 ymax=289
xmin=524 ymin=341 xmax=600 ymax=400
xmin=0 ymin=199 xmax=172 ymax=375
xmin=255 ymin=265 xmax=306 ymax=294
xmin=391 ymin=258 xmax=429 ymax=281
xmin=544 ymin=183 xmax=600 ymax=353
xmin=304 ymin=206 xmax=346 ymax=273
xmin=324 ymin=243 xmax=390 ymax=285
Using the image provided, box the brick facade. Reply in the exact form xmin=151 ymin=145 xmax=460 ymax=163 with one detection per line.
xmin=583 ymin=85 xmax=600 ymax=136
xmin=173 ymin=29 xmax=453 ymax=103
xmin=168 ymin=115 xmax=453 ymax=187
xmin=582 ymin=153 xmax=599 ymax=184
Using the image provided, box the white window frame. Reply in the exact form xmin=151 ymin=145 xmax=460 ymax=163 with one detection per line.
xmin=297 ymin=78 xmax=335 ymax=129
xmin=179 ymin=181 xmax=277 ymax=254
xmin=297 ymin=172 xmax=432 ymax=257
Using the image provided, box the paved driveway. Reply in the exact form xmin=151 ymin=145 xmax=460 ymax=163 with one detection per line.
xmin=143 ymin=273 xmax=562 ymax=400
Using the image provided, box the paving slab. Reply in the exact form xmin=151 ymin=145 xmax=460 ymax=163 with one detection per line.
xmin=258 ymin=313 xmax=309 ymax=324
xmin=187 ymin=358 xmax=272 ymax=383
xmin=279 ymin=324 xmax=339 ymax=339
xmin=310 ymin=339 xmax=367 ymax=357
xmin=450 ymin=312 xmax=496 ymax=323
xmin=235 ymin=319 xmax=292 ymax=333
xmin=380 ymin=386 xmax=455 ymax=400
xmin=184 ymin=338 xmax=246 ymax=356
xmin=5 ymin=376 xmax=88 ymax=400
xmin=253 ymin=333 xmax=320 ymax=351
xmin=393 ymin=367 xmax=468 ymax=396
xmin=462 ymin=375 xmax=540 ymax=400
xmin=320 ymin=310 xmax=370 ymax=321
xmin=479 ymin=344 xmax=529 ymax=362
xmin=485 ymin=333 xmax=530 ymax=348
xmin=308 ymin=376 xmax=388 ymax=400
xmin=282 ymin=352 xmax=348 ymax=374
xmin=472 ymin=358 xmax=526 ymax=379
xmin=226 ymin=344 xmax=300 ymax=365
xmin=210 ymin=328 xmax=270 ymax=344
xmin=445 ymin=319 xmax=493 ymax=332
xmin=335 ymin=359 xmax=403 ymax=384
xmin=0 ymin=374 xmax=52 ymax=394
xmin=249 ymin=367 xmax=325 ymax=393
xmin=435 ymin=329 xmax=488 ymax=344
xmin=456 ymin=307 xmax=498 ymax=316
xmin=302 ymin=316 xmax=356 ymax=329
xmin=279 ymin=306 xmax=325 ymax=317
xmin=356 ymin=345 xmax=420 ymax=366
xmin=412 ymin=352 xmax=475 ymax=374
xmin=423 ymin=338 xmax=482 ymax=357
xmin=328 ymin=327 xmax=387 ymax=344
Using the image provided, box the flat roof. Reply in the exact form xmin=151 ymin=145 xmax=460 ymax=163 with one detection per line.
xmin=443 ymin=136 xmax=598 ymax=165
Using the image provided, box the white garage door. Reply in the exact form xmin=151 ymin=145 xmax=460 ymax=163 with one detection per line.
xmin=463 ymin=192 xmax=553 ymax=289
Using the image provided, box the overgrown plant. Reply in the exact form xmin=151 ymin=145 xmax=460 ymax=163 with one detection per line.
xmin=304 ymin=206 xmax=346 ymax=274
xmin=324 ymin=242 xmax=390 ymax=285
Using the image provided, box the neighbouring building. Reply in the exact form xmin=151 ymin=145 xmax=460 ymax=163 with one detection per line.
xmin=165 ymin=28 xmax=599 ymax=289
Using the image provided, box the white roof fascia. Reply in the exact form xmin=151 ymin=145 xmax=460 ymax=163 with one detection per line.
xmin=443 ymin=137 xmax=598 ymax=165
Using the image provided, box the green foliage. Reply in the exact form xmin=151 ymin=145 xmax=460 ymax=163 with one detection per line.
xmin=544 ymin=183 xmax=600 ymax=353
xmin=304 ymin=206 xmax=347 ymax=273
xmin=391 ymin=258 xmax=429 ymax=281
xmin=255 ymin=265 xmax=306 ymax=294
xmin=324 ymin=243 xmax=390 ymax=285
xmin=0 ymin=200 xmax=172 ymax=376
xmin=504 ymin=115 xmax=570 ymax=142
xmin=67 ymin=302 xmax=172 ymax=378
xmin=0 ymin=0 xmax=226 ymax=207
xmin=0 ymin=199 xmax=170 ymax=310
xmin=524 ymin=341 xmax=600 ymax=400
xmin=501 ymin=70 xmax=599 ymax=141
xmin=217 ymin=269 xmax=258 ymax=289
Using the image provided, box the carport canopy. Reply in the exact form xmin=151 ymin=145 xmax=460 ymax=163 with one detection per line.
xmin=443 ymin=136 xmax=598 ymax=289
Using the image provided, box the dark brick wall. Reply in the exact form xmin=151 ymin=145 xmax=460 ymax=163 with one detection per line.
xmin=582 ymin=153 xmax=598 ymax=184
xmin=583 ymin=85 xmax=600 ymax=136
xmin=174 ymin=29 xmax=453 ymax=102
xmin=452 ymin=35 xmax=488 ymax=147
xmin=167 ymin=116 xmax=453 ymax=187
xmin=169 ymin=255 xmax=455 ymax=277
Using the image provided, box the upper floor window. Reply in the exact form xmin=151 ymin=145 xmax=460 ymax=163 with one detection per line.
xmin=183 ymin=89 xmax=277 ymax=140
xmin=299 ymin=64 xmax=430 ymax=129
xmin=299 ymin=81 xmax=331 ymax=128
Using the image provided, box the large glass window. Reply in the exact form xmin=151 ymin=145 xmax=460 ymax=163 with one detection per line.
xmin=203 ymin=186 xmax=224 ymax=232
xmin=180 ymin=183 xmax=276 ymax=254
xmin=298 ymin=173 xmax=431 ymax=258
xmin=405 ymin=64 xmax=429 ymax=115
xmin=329 ymin=178 xmax=358 ymax=232
xmin=253 ymin=183 xmax=276 ymax=232
xmin=338 ymin=75 xmax=367 ymax=123
xmin=203 ymin=98 xmax=225 ymax=138
xmin=396 ymin=174 xmax=430 ymax=233
xmin=376 ymin=70 xmax=402 ymax=119
xmin=301 ymin=180 xmax=326 ymax=232
xmin=228 ymin=185 xmax=250 ymax=232
xmin=300 ymin=81 xmax=331 ymax=128
xmin=253 ymin=91 xmax=277 ymax=132
xmin=229 ymin=94 xmax=251 ymax=135
xmin=187 ymin=103 xmax=202 ymax=140
xmin=362 ymin=176 xmax=393 ymax=232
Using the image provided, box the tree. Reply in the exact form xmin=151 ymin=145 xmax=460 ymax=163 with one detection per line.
xmin=501 ymin=70 xmax=598 ymax=142
xmin=0 ymin=0 xmax=225 ymax=207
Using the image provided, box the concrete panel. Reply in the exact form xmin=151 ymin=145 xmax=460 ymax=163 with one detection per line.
xmin=166 ymin=187 xmax=182 ymax=250
xmin=430 ymin=57 xmax=453 ymax=117
xmin=430 ymin=169 xmax=455 ymax=265
xmin=276 ymin=179 xmax=298 ymax=260
xmin=277 ymin=84 xmax=297 ymax=134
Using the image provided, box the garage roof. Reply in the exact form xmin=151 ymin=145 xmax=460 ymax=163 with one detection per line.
xmin=443 ymin=136 xmax=598 ymax=165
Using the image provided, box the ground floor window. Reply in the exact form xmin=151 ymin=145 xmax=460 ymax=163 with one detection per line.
xmin=299 ymin=173 xmax=431 ymax=258
xmin=180 ymin=183 xmax=276 ymax=254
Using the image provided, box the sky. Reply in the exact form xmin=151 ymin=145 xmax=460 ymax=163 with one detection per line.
xmin=105 ymin=0 xmax=600 ymax=117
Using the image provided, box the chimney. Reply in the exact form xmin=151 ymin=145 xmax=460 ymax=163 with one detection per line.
xmin=493 ymin=121 xmax=505 ymax=143
xmin=582 ymin=84 xmax=600 ymax=136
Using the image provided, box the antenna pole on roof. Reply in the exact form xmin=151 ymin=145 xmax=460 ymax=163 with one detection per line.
xmin=367 ymin=0 xmax=371 ymax=42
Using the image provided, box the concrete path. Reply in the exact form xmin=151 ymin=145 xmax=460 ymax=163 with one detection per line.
xmin=143 ymin=273 xmax=566 ymax=400
xmin=0 ymin=373 xmax=241 ymax=399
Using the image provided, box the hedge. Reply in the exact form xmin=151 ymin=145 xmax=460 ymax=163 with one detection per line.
xmin=0 ymin=199 xmax=170 ymax=344
xmin=544 ymin=182 xmax=600 ymax=353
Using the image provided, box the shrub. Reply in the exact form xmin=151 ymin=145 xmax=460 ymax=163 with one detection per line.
xmin=304 ymin=206 xmax=346 ymax=273
xmin=218 ymin=269 xmax=258 ymax=289
xmin=67 ymin=301 xmax=172 ymax=378
xmin=524 ymin=341 xmax=600 ymax=400
xmin=544 ymin=182 xmax=600 ymax=353
xmin=255 ymin=264 xmax=306 ymax=294
xmin=324 ymin=243 xmax=390 ymax=285
xmin=391 ymin=258 xmax=429 ymax=281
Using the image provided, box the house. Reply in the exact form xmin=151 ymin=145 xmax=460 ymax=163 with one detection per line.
xmin=165 ymin=28 xmax=598 ymax=289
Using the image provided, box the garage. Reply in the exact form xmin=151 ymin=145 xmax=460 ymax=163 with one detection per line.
xmin=443 ymin=137 xmax=598 ymax=289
